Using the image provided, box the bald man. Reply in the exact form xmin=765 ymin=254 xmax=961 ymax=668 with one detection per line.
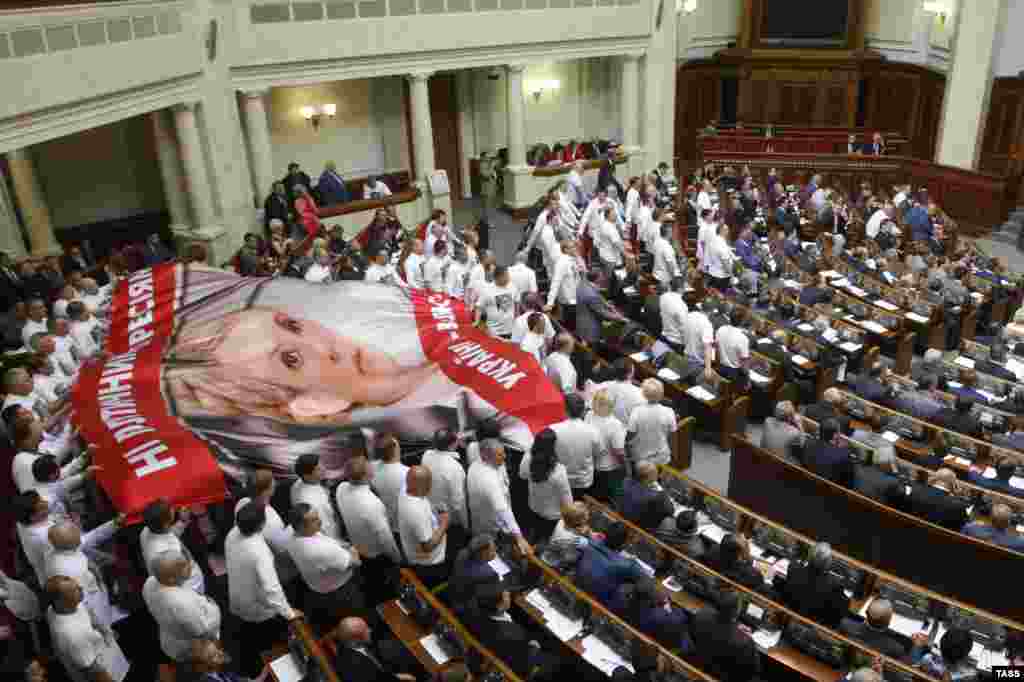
xmin=45 ymin=516 xmax=122 ymax=631
xmin=142 ymin=551 xmax=221 ymax=662
xmin=963 ymin=503 xmax=1024 ymax=552
xmin=186 ymin=638 xmax=249 ymax=682
xmin=398 ymin=466 xmax=449 ymax=586
xmin=839 ymin=598 xmax=914 ymax=660
xmin=47 ymin=575 xmax=131 ymax=682
xmin=333 ymin=616 xmax=418 ymax=682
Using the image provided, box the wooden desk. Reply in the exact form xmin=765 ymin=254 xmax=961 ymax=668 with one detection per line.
xmin=378 ymin=600 xmax=444 ymax=674
xmin=263 ymin=618 xmax=341 ymax=682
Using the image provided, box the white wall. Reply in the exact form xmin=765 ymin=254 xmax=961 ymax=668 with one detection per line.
xmin=993 ymin=0 xmax=1024 ymax=77
xmin=265 ymin=78 xmax=409 ymax=184
xmin=678 ymin=0 xmax=739 ymax=60
xmin=32 ymin=114 xmax=166 ymax=230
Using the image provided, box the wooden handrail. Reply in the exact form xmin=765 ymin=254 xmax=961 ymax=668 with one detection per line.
xmin=317 ymin=188 xmax=421 ymax=219
xmin=292 ymin=617 xmax=343 ymax=682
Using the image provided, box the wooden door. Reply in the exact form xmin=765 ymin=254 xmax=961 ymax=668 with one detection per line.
xmin=428 ymin=73 xmax=463 ymax=200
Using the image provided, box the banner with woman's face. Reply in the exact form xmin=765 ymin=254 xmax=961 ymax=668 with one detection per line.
xmin=72 ymin=263 xmax=566 ymax=519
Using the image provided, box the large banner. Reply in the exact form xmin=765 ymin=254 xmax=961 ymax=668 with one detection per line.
xmin=72 ymin=264 xmax=567 ymax=518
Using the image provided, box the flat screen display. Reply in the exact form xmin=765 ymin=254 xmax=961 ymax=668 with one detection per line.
xmin=761 ymin=0 xmax=849 ymax=46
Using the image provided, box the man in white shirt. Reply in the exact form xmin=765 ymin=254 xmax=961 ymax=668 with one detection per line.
xmin=466 ymin=250 xmax=497 ymax=309
xmin=403 ymin=239 xmax=427 ymax=289
xmin=545 ymin=240 xmax=580 ymax=328
xmin=336 ymin=456 xmax=402 ymax=604
xmin=627 ymin=379 xmax=679 ymax=466
xmin=476 ymin=266 xmax=519 ymax=339
xmin=140 ymin=499 xmax=205 ymax=595
xmin=52 ymin=317 xmax=81 ymax=366
xmin=544 ymin=333 xmax=577 ymax=394
xmin=566 ymin=161 xmax=587 ymax=208
xmin=525 ymin=208 xmax=564 ymax=278
xmin=865 ymin=202 xmax=894 ymax=239
xmin=551 ymin=394 xmax=602 ymax=498
xmin=660 ymin=278 xmax=689 ymax=353
xmin=715 ymin=308 xmax=751 ymax=384
xmin=445 ymin=246 xmax=471 ymax=301
xmin=363 ymin=176 xmax=393 ymax=200
xmin=594 ymin=206 xmax=626 ymax=278
xmin=21 ymin=298 xmax=48 ymax=349
xmin=26 ymin=455 xmax=97 ymax=516
xmin=287 ymin=503 xmax=366 ymax=633
xmin=421 ymin=429 xmax=469 ymax=548
xmin=607 ymin=359 xmax=646 ymax=425
xmin=424 ymin=213 xmax=449 ymax=260
xmin=14 ymin=490 xmax=57 ymax=587
xmin=225 ymin=502 xmax=300 ymax=677
xmin=45 ymin=518 xmax=121 ymax=632
xmin=652 ymin=223 xmax=682 ymax=286
xmin=398 ymin=465 xmax=449 ymax=587
xmin=364 ymin=248 xmax=399 ymax=285
xmin=11 ymin=419 xmax=87 ymax=494
xmin=511 ymin=294 xmax=556 ymax=345
xmin=696 ymin=209 xmax=717 ymax=272
xmin=519 ymin=312 xmax=548 ymax=363
xmin=67 ymin=302 xmax=100 ymax=359
xmin=466 ymin=440 xmax=531 ymax=555
xmin=704 ymin=223 xmax=735 ymax=291
xmin=508 ymin=251 xmax=538 ymax=298
xmin=143 ymin=551 xmax=221 ymax=662
xmin=3 ymin=367 xmax=62 ymax=421
xmin=371 ymin=436 xmax=409 ymax=530
xmin=47 ymin=575 xmax=130 ymax=682
xmin=423 ymin=239 xmax=448 ymax=293
xmin=290 ymin=453 xmax=342 ymax=541
xmin=579 ymin=188 xmax=614 ymax=240
xmin=697 ymin=179 xmax=714 ymax=214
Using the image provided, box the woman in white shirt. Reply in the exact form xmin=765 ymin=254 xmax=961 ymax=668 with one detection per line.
xmin=517 ymin=429 xmax=572 ymax=544
xmin=586 ymin=389 xmax=627 ymax=503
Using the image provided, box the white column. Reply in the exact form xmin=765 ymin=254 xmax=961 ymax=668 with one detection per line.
xmin=240 ymin=89 xmax=275 ymax=205
xmin=0 ymin=165 xmax=27 ymax=258
xmin=5 ymin=148 xmax=60 ymax=255
xmin=506 ymin=64 xmax=527 ymax=169
xmin=407 ymin=71 xmax=437 ymax=186
xmin=455 ymin=70 xmax=477 ymax=199
xmin=935 ymin=0 xmax=1005 ymax=169
xmin=173 ymin=102 xmax=217 ymax=229
xmin=620 ymin=54 xmax=641 ymax=150
xmin=150 ymin=109 xmax=191 ymax=231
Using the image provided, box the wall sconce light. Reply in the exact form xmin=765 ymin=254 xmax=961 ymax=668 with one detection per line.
xmin=527 ymin=79 xmax=560 ymax=102
xmin=300 ymin=103 xmax=336 ymax=130
xmin=922 ymin=0 xmax=948 ymax=23
xmin=676 ymin=0 xmax=696 ymax=13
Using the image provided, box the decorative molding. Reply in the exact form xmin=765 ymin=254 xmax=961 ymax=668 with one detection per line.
xmin=0 ymin=73 xmax=200 ymax=154
xmin=172 ymin=100 xmax=199 ymax=114
xmin=506 ymin=64 xmax=527 ymax=73
xmin=406 ymin=70 xmax=434 ymax=82
xmin=240 ymin=88 xmax=269 ymax=99
xmin=228 ymin=36 xmax=650 ymax=89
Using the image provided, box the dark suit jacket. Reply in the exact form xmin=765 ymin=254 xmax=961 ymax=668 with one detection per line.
xmin=611 ymin=585 xmax=693 ymax=653
xmin=448 ymin=557 xmax=501 ymax=606
xmin=575 ymin=541 xmax=647 ymax=605
xmin=689 ymin=608 xmax=761 ymax=682
xmin=318 ymin=170 xmax=351 ymax=206
xmin=799 ymin=287 xmax=831 ymax=306
xmin=852 ymin=376 xmax=890 ymax=405
xmin=854 ymin=464 xmax=901 ymax=503
xmin=334 ymin=644 xmax=398 ymax=682
xmin=976 ymin=359 xmax=1018 ymax=383
xmin=894 ymin=482 xmax=970 ymax=531
xmin=803 ymin=402 xmax=851 ymax=436
xmin=839 ymin=618 xmax=912 ymax=660
xmin=934 ymin=408 xmax=984 ymax=438
xmin=776 ymin=562 xmax=849 ymax=628
xmin=801 ymin=439 xmax=855 ymax=489
xmin=466 ymin=613 xmax=534 ymax=679
xmin=961 ymin=523 xmax=1024 ymax=552
xmin=264 ymin=193 xmax=292 ymax=229
xmin=705 ymin=545 xmax=774 ymax=595
xmin=620 ymin=479 xmax=671 ymax=530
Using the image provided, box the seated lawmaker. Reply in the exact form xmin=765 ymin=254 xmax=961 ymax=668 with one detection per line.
xmin=654 ymin=509 xmax=706 ymax=561
xmin=962 ymin=504 xmax=1024 ymax=553
xmin=448 ymin=533 xmax=507 ymax=607
xmin=773 ymin=542 xmax=849 ymax=629
xmin=967 ymin=457 xmax=1024 ymax=499
xmin=803 ymin=388 xmax=852 ymax=436
xmin=620 ymin=462 xmax=673 ymax=530
xmin=689 ymin=590 xmax=762 ymax=682
xmin=575 ymin=522 xmax=647 ymax=605
xmin=799 ymin=272 xmax=833 ymax=307
xmin=890 ymin=375 xmax=945 ymax=421
xmin=800 ymin=418 xmax=855 ymax=489
xmin=886 ymin=469 xmax=970 ymax=532
xmin=613 ymin=577 xmax=693 ymax=654
xmin=760 ymin=401 xmax=805 ymax=464
xmin=948 ymin=368 xmax=996 ymax=407
xmin=468 ymin=586 xmax=565 ymax=681
xmin=332 ymin=616 xmax=420 ymax=682
xmin=934 ymin=395 xmax=984 ymax=438
xmin=851 ymin=363 xmax=892 ymax=406
xmin=706 ymin=533 xmax=772 ymax=595
xmin=840 ymin=598 xmax=920 ymax=661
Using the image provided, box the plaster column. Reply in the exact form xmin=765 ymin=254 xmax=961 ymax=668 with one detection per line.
xmin=173 ymin=102 xmax=217 ymax=230
xmin=0 ymin=165 xmax=27 ymax=258
xmin=506 ymin=64 xmax=528 ymax=170
xmin=240 ymin=89 xmax=275 ymax=205
xmin=935 ymin=0 xmax=1005 ymax=170
xmin=150 ymin=109 xmax=192 ymax=232
xmin=407 ymin=71 xmax=437 ymax=186
xmin=620 ymin=54 xmax=641 ymax=150
xmin=455 ymin=70 xmax=477 ymax=199
xmin=5 ymin=148 xmax=59 ymax=256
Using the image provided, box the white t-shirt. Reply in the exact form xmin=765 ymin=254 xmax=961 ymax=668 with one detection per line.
xmin=403 ymin=253 xmax=426 ymax=289
xmin=627 ymin=403 xmax=678 ymax=465
xmin=705 ymin=235 xmax=734 ymax=279
xmin=716 ymin=325 xmax=749 ymax=369
xmin=683 ymin=311 xmax=715 ymax=362
xmin=508 ymin=263 xmax=538 ymax=297
xmin=652 ymin=237 xmax=680 ymax=285
xmin=49 ymin=604 xmax=130 ymax=682
xmin=547 ymin=254 xmax=580 ymax=307
xmin=364 ymin=263 xmax=398 ymax=285
xmin=520 ymin=331 xmax=546 ymax=363
xmin=304 ymin=263 xmax=332 ymax=283
xmin=517 ymin=455 xmax=572 ymax=521
xmin=511 ymin=311 xmax=555 ymax=345
xmin=865 ymin=210 xmax=887 ymax=239
xmin=477 ymin=282 xmax=519 ymax=338
xmin=398 ymin=493 xmax=445 ymax=566
xmin=423 ymin=256 xmax=446 ymax=292
xmin=551 ymin=418 xmax=602 ymax=490
xmin=544 ymin=352 xmax=577 ymax=394
xmin=697 ymin=220 xmax=717 ymax=269
xmin=587 ymin=413 xmax=627 ymax=472
xmin=595 ymin=220 xmax=624 ymax=265
xmin=371 ymin=460 xmax=409 ymax=530
xmin=445 ymin=261 xmax=470 ymax=300
xmin=607 ymin=381 xmax=645 ymax=425
xmin=363 ymin=181 xmax=393 ymax=199
xmin=660 ymin=292 xmax=689 ymax=346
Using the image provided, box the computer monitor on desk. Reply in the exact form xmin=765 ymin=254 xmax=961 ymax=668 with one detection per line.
xmin=784 ymin=618 xmax=847 ymax=668
xmin=890 ymin=415 xmax=924 ymax=442
xmin=845 ymin=395 xmax=869 ymax=420
xmin=586 ymin=614 xmax=634 ymax=662
xmin=875 ymin=581 xmax=934 ymax=627
xmin=702 ymin=497 xmax=738 ymax=532
xmin=750 ymin=522 xmax=799 ymax=561
xmin=944 ymin=606 xmax=1007 ymax=655
xmin=661 ymin=475 xmax=697 ymax=508
xmin=827 ymin=558 xmax=867 ymax=599
xmin=398 ymin=578 xmax=439 ymax=629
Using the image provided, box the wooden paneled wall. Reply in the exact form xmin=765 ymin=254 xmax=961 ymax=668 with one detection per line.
xmin=980 ymin=76 xmax=1024 ymax=178
xmin=674 ymin=60 xmax=721 ymax=171
xmin=861 ymin=62 xmax=946 ymax=161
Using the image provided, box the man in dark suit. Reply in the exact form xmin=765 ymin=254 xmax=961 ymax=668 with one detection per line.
xmin=800 ymin=418 xmax=855 ymax=489
xmin=803 ymin=388 xmax=852 ymax=436
xmin=332 ymin=616 xmax=420 ymax=682
xmin=886 ymin=468 xmax=970 ymax=531
xmin=962 ymin=504 xmax=1024 ymax=552
xmin=689 ymin=590 xmax=762 ymax=682
xmin=612 ymin=577 xmax=693 ymax=654
xmin=977 ymin=344 xmax=1020 ymax=383
xmin=620 ymin=462 xmax=673 ymax=530
xmin=851 ymin=363 xmax=892 ymax=406
xmin=282 ymin=162 xmax=313 ymax=204
xmin=59 ymin=244 xmax=91 ymax=277
xmin=934 ymin=395 xmax=984 ymax=438
xmin=774 ymin=542 xmax=849 ymax=628
xmin=705 ymin=533 xmax=772 ymax=595
xmin=967 ymin=457 xmax=1024 ymax=500
xmin=869 ymin=132 xmax=886 ymax=156
xmin=839 ymin=598 xmax=915 ymax=661
xmin=317 ymin=161 xmax=351 ymax=206
xmin=575 ymin=523 xmax=647 ymax=605
xmin=264 ymin=181 xmax=292 ymax=233
xmin=448 ymin=534 xmax=508 ymax=607
xmin=468 ymin=587 xmax=565 ymax=680
xmin=0 ymin=251 xmax=25 ymax=313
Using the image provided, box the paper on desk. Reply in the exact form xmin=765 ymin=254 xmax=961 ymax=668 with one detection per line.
xmin=658 ymin=368 xmax=681 ymax=382
xmin=489 ymin=556 xmax=512 ymax=577
xmin=906 ymin=312 xmax=930 ymax=323
xmin=982 ymin=467 xmax=998 ymax=479
xmin=749 ymin=370 xmax=771 ymax=384
xmin=751 ymin=629 xmax=783 ymax=649
xmin=419 ymin=634 xmax=453 ymax=665
xmin=623 ymin=286 xmax=638 ymax=296
xmin=615 ymin=269 xmax=628 ymax=280
xmin=862 ymin=321 xmax=889 ymax=334
xmin=773 ymin=559 xmax=791 ymax=576
xmin=524 ymin=589 xmax=584 ymax=641
xmin=1010 ymin=476 xmax=1024 ymax=490
xmin=757 ymin=337 xmax=773 ymax=345
xmin=270 ymin=653 xmax=305 ymax=682
xmin=955 ymin=356 xmax=976 ymax=369
xmin=881 ymin=431 xmax=901 ymax=443
xmin=875 ymin=300 xmax=899 ymax=311
xmin=821 ymin=270 xmax=840 ymax=278
xmin=955 ymin=457 xmax=971 ymax=467
xmin=699 ymin=524 xmax=727 ymax=544
xmin=947 ymin=381 xmax=963 ymax=389
xmin=663 ymin=576 xmax=684 ymax=593
xmin=630 ymin=352 xmax=650 ymax=363
xmin=840 ymin=342 xmax=863 ymax=353
xmin=972 ymin=292 xmax=984 ymax=301
xmin=581 ymin=635 xmax=634 ymax=676
xmin=832 ymin=278 xmax=851 ymax=287
xmin=849 ymin=287 xmax=869 ymax=298
xmin=783 ymin=279 xmax=802 ymax=289
xmin=792 ymin=355 xmax=810 ymax=366
xmin=747 ymin=542 xmax=765 ymax=559
xmin=797 ymin=323 xmax=815 ymax=332
xmin=1005 ymin=357 xmax=1024 ymax=379
xmin=687 ymin=385 xmax=716 ymax=402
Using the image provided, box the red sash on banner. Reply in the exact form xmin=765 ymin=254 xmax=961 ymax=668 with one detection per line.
xmin=411 ymin=290 xmax=566 ymax=434
xmin=72 ymin=264 xmax=226 ymax=521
